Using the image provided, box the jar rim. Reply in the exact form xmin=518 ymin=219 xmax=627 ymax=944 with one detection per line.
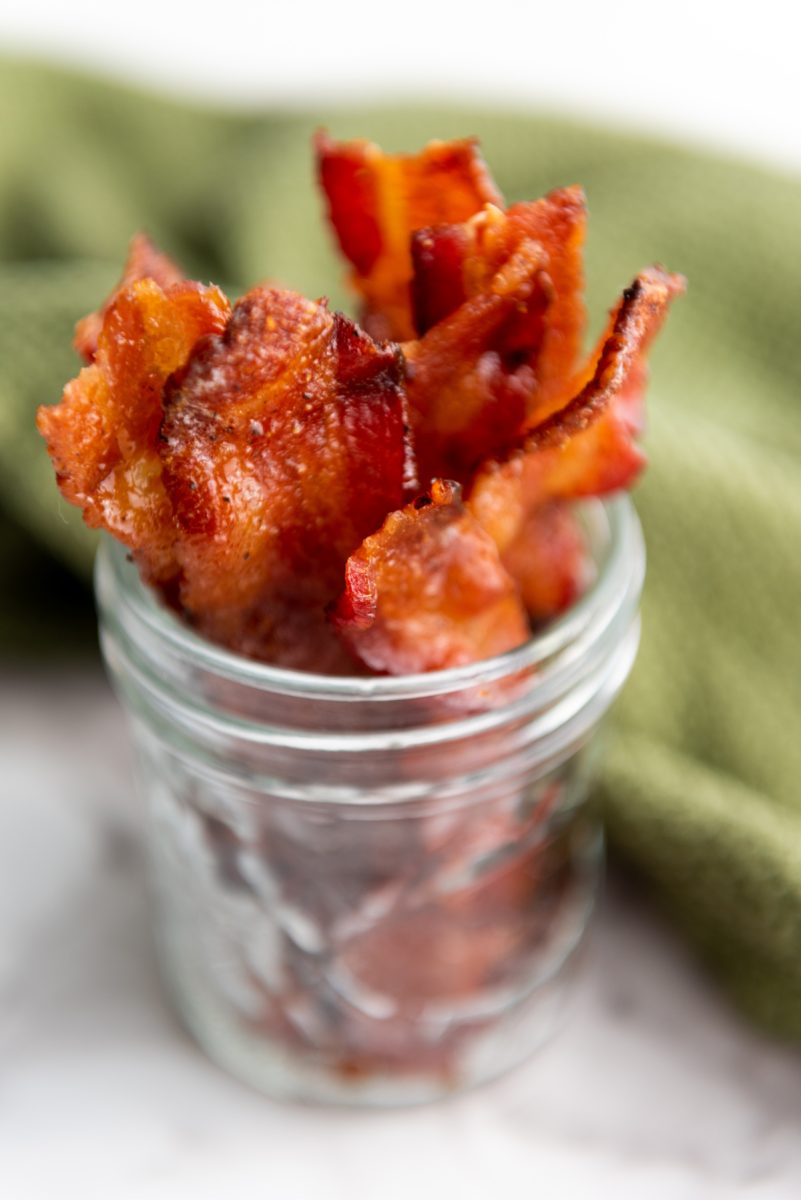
xmin=97 ymin=495 xmax=643 ymax=703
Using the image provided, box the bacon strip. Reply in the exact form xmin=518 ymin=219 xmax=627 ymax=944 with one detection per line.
xmin=412 ymin=188 xmax=586 ymax=407
xmin=500 ymin=503 xmax=591 ymax=624
xmin=403 ymin=188 xmax=588 ymax=485
xmin=73 ymin=233 xmax=185 ymax=363
xmin=160 ymin=287 xmax=414 ymax=661
xmin=332 ymin=479 xmax=529 ymax=674
xmin=316 ymin=133 xmax=502 ymax=340
xmin=404 ymin=229 xmax=549 ymax=486
xmin=37 ymin=277 xmax=231 ymax=585
xmin=468 ymin=267 xmax=685 ymax=570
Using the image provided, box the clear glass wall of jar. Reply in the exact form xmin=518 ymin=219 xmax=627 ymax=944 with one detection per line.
xmin=95 ymin=496 xmax=644 ymax=1106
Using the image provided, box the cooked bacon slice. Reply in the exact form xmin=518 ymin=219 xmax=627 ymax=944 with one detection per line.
xmin=410 ymin=220 xmax=472 ymax=336
xmin=404 ymin=232 xmax=550 ymax=486
xmin=316 ymin=133 xmax=502 ymax=340
xmin=496 ymin=189 xmax=588 ymax=422
xmin=403 ymin=188 xmax=588 ymax=486
xmin=332 ymin=479 xmax=529 ymax=674
xmin=412 ymin=188 xmax=586 ymax=392
xmin=499 ymin=503 xmax=591 ymax=624
xmin=74 ymin=233 xmax=185 ymax=363
xmin=37 ymin=278 xmax=231 ymax=584
xmin=160 ymin=288 xmax=413 ymax=659
xmin=468 ymin=267 xmax=685 ymax=571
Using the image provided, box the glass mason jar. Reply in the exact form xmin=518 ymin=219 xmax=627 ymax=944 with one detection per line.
xmin=95 ymin=495 xmax=643 ymax=1106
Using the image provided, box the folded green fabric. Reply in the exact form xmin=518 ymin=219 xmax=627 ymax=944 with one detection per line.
xmin=3 ymin=59 xmax=800 ymax=1036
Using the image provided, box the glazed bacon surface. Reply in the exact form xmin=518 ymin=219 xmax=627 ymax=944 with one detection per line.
xmin=160 ymin=287 xmax=413 ymax=665
xmin=332 ymin=480 xmax=529 ymax=674
xmin=499 ymin=503 xmax=590 ymax=625
xmin=73 ymin=233 xmax=186 ymax=364
xmin=39 ymin=135 xmax=683 ymax=674
xmin=409 ymin=188 xmax=587 ymax=415
xmin=404 ymin=188 xmax=588 ymax=486
xmin=316 ymin=133 xmax=502 ymax=341
xmin=37 ymin=276 xmax=230 ymax=586
xmin=319 ymin=133 xmax=588 ymax=486
xmin=467 ymin=267 xmax=684 ymax=568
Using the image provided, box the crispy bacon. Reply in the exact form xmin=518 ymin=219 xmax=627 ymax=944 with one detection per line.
xmin=39 ymin=135 xmax=685 ymax=673
xmin=160 ymin=287 xmax=413 ymax=661
xmin=37 ymin=278 xmax=231 ymax=584
xmin=468 ymin=267 xmax=685 ymax=569
xmin=316 ymin=132 xmax=502 ymax=340
xmin=404 ymin=231 xmax=549 ymax=486
xmin=410 ymin=220 xmax=471 ymax=336
xmin=411 ymin=189 xmax=586 ymax=386
xmin=498 ymin=190 xmax=588 ymax=422
xmin=73 ymin=233 xmax=185 ymax=363
xmin=500 ymin=503 xmax=591 ymax=624
xmin=332 ymin=479 xmax=529 ymax=674
xmin=403 ymin=188 xmax=588 ymax=486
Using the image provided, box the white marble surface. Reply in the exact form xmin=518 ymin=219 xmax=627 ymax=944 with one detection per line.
xmin=2 ymin=670 xmax=801 ymax=1199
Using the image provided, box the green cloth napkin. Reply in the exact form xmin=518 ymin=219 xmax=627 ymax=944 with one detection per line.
xmin=3 ymin=58 xmax=801 ymax=1037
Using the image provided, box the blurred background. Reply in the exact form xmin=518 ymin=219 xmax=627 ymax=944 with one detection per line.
xmin=4 ymin=0 xmax=801 ymax=168
xmin=3 ymin=3 xmax=801 ymax=1196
